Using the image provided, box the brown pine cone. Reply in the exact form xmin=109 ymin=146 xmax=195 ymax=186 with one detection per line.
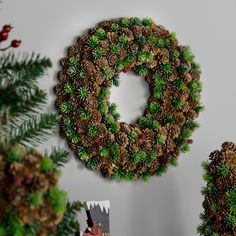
xmin=132 ymin=26 xmax=143 ymax=37
xmin=107 ymin=32 xmax=119 ymax=44
xmin=81 ymin=135 xmax=93 ymax=147
xmin=85 ymin=95 xmax=98 ymax=110
xmin=116 ymin=132 xmax=129 ymax=147
xmin=120 ymin=148 xmax=129 ymax=166
xmin=32 ymin=174 xmax=49 ymax=192
xmin=121 ymin=28 xmax=134 ymax=41
xmin=97 ymin=123 xmax=108 ymax=137
xmin=90 ymin=110 xmax=102 ymax=125
xmin=75 ymin=120 xmax=88 ymax=133
xmin=95 ymin=57 xmax=109 ymax=68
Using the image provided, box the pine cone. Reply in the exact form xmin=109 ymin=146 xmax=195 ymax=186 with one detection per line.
xmin=116 ymin=132 xmax=129 ymax=147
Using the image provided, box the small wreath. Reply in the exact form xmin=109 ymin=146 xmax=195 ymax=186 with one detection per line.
xmin=55 ymin=17 xmax=203 ymax=181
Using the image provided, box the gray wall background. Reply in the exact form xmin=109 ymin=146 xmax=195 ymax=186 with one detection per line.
xmin=1 ymin=0 xmax=236 ymax=235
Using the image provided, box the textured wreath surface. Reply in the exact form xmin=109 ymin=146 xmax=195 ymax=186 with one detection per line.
xmin=55 ymin=17 xmax=203 ymax=181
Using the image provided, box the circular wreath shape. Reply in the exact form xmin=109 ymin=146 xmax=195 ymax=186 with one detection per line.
xmin=55 ymin=17 xmax=203 ymax=181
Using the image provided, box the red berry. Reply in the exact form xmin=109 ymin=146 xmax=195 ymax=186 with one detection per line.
xmin=173 ymin=92 xmax=178 ymax=97
xmin=86 ymin=69 xmax=93 ymax=75
xmin=94 ymin=136 xmax=100 ymax=143
xmin=123 ymin=67 xmax=129 ymax=73
xmin=162 ymin=30 xmax=169 ymax=37
xmin=187 ymin=139 xmax=193 ymax=144
xmin=14 ymin=176 xmax=22 ymax=186
xmin=216 ymin=215 xmax=222 ymax=222
xmin=11 ymin=40 xmax=21 ymax=48
xmin=82 ymin=77 xmax=88 ymax=83
xmin=0 ymin=31 xmax=8 ymax=41
xmin=48 ymin=225 xmax=57 ymax=233
xmin=2 ymin=24 xmax=12 ymax=33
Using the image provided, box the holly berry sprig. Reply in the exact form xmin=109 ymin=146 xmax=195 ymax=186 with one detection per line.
xmin=0 ymin=24 xmax=21 ymax=51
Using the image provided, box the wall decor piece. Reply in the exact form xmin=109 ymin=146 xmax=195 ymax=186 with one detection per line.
xmin=55 ymin=17 xmax=203 ymax=181
xmin=197 ymin=142 xmax=236 ymax=236
xmin=82 ymin=201 xmax=110 ymax=236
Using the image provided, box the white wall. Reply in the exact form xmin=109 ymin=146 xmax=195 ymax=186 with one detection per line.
xmin=1 ymin=0 xmax=236 ymax=235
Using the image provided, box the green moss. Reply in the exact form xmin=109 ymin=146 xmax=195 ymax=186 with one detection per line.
xmin=87 ymin=125 xmax=98 ymax=137
xmin=40 ymin=158 xmax=53 ymax=172
xmin=95 ymin=28 xmax=107 ymax=39
xmin=87 ymin=35 xmax=100 ymax=48
xmin=78 ymin=87 xmax=89 ymax=100
xmin=142 ymin=18 xmax=153 ymax=26
xmin=6 ymin=146 xmax=24 ymax=163
xmin=60 ymin=102 xmax=72 ymax=113
xmin=149 ymin=102 xmax=161 ymax=113
xmin=128 ymin=131 xmax=138 ymax=142
xmin=27 ymin=192 xmax=43 ymax=208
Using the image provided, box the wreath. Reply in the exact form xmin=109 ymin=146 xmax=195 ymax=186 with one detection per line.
xmin=55 ymin=17 xmax=203 ymax=181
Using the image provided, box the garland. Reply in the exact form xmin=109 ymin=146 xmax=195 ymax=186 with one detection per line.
xmin=198 ymin=142 xmax=236 ymax=235
xmin=55 ymin=17 xmax=203 ymax=181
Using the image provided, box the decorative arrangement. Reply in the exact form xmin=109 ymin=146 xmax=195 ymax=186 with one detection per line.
xmin=83 ymin=201 xmax=110 ymax=236
xmin=197 ymin=142 xmax=236 ymax=236
xmin=0 ymin=24 xmax=73 ymax=235
xmin=55 ymin=17 xmax=203 ymax=181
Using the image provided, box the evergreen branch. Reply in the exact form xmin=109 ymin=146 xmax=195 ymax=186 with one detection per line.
xmin=0 ymin=52 xmax=52 ymax=91
xmin=56 ymin=201 xmax=82 ymax=236
xmin=1 ymin=88 xmax=47 ymax=122
xmin=48 ymin=147 xmax=70 ymax=167
xmin=9 ymin=113 xmax=57 ymax=147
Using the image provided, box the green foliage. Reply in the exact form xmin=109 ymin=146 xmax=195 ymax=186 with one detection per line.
xmin=142 ymin=18 xmax=153 ymax=26
xmin=66 ymin=66 xmax=77 ymax=77
xmin=189 ymin=80 xmax=202 ymax=101
xmin=168 ymin=32 xmax=177 ymax=39
xmin=112 ymin=75 xmax=120 ymax=87
xmin=9 ymin=113 xmax=57 ymax=147
xmin=40 ymin=158 xmax=53 ymax=172
xmin=78 ymin=87 xmax=89 ymax=100
xmin=110 ymin=44 xmax=121 ymax=55
xmin=138 ymin=114 xmax=159 ymax=129
xmin=87 ymin=125 xmax=98 ymax=137
xmin=157 ymin=39 xmax=166 ymax=48
xmin=78 ymin=147 xmax=89 ymax=161
xmin=95 ymin=28 xmax=107 ymax=39
xmin=87 ymin=35 xmax=100 ymax=48
xmin=68 ymin=56 xmax=80 ymax=66
xmin=155 ymin=135 xmax=166 ymax=145
xmin=92 ymin=47 xmax=103 ymax=59
xmin=217 ymin=163 xmax=229 ymax=177
xmin=118 ymin=35 xmax=128 ymax=47
xmin=137 ymin=51 xmax=153 ymax=63
xmin=109 ymin=122 xmax=120 ymax=133
xmin=136 ymin=35 xmax=146 ymax=45
xmin=87 ymin=157 xmax=99 ymax=169
xmin=111 ymin=23 xmax=120 ymax=32
xmin=128 ymin=131 xmax=138 ymax=142
xmin=130 ymin=17 xmax=142 ymax=26
xmin=27 ymin=192 xmax=43 ymax=208
xmin=100 ymin=147 xmax=109 ymax=157
xmin=170 ymin=50 xmax=180 ymax=58
xmin=5 ymin=146 xmax=24 ymax=163
xmin=60 ymin=102 xmax=72 ymax=113
xmin=102 ymin=66 xmax=113 ymax=79
xmin=47 ymin=187 xmax=67 ymax=214
xmin=180 ymin=46 xmax=195 ymax=62
xmin=172 ymin=97 xmax=183 ymax=109
xmin=64 ymin=83 xmax=73 ymax=94
xmin=79 ymin=108 xmax=90 ymax=120
xmin=149 ymin=102 xmax=161 ymax=113
xmin=195 ymin=104 xmax=205 ymax=113
xmin=135 ymin=65 xmax=148 ymax=76
xmin=109 ymin=143 xmax=120 ymax=162
xmin=129 ymin=151 xmax=147 ymax=164
xmin=155 ymin=165 xmax=168 ymax=176
xmin=210 ymin=202 xmax=219 ymax=213
xmin=153 ymin=74 xmax=165 ymax=99
xmin=56 ymin=201 xmax=82 ymax=236
xmin=225 ymin=214 xmax=236 ymax=228
xmin=119 ymin=18 xmax=131 ymax=27
xmin=48 ymin=147 xmax=70 ymax=168
xmin=174 ymin=80 xmax=186 ymax=91
xmin=98 ymin=87 xmax=110 ymax=101
xmin=160 ymin=62 xmax=172 ymax=74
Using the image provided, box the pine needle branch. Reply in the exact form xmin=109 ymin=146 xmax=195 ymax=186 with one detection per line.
xmin=48 ymin=147 xmax=70 ymax=167
xmin=1 ymin=88 xmax=47 ymax=123
xmin=9 ymin=113 xmax=57 ymax=147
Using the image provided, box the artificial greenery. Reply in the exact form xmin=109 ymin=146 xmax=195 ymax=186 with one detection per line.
xmin=0 ymin=42 xmax=83 ymax=235
xmin=197 ymin=142 xmax=236 ymax=235
xmin=56 ymin=17 xmax=203 ymax=181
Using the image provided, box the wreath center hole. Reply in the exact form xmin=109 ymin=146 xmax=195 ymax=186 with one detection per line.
xmin=110 ymin=71 xmax=150 ymax=124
